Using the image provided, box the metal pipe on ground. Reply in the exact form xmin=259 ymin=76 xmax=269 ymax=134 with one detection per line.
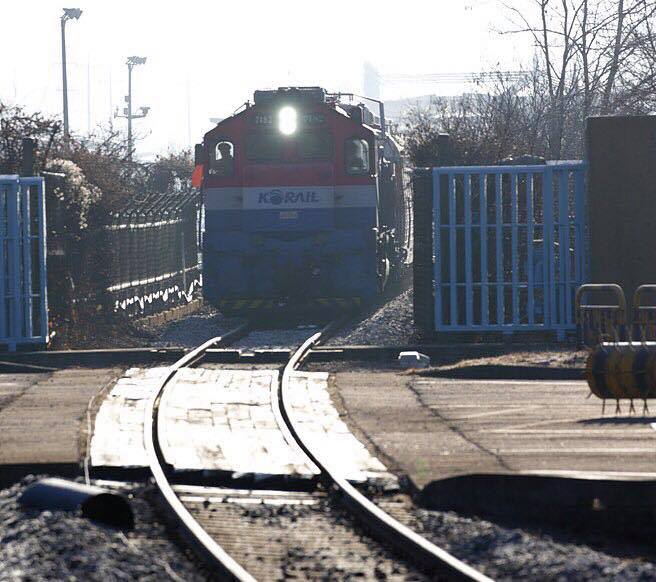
xmin=19 ymin=477 xmax=134 ymax=529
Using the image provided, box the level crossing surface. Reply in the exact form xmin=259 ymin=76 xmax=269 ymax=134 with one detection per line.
xmin=3 ymin=365 xmax=655 ymax=505
xmin=336 ymin=373 xmax=656 ymax=484
xmin=90 ymin=366 xmax=391 ymax=483
xmin=0 ymin=368 xmax=122 ymax=484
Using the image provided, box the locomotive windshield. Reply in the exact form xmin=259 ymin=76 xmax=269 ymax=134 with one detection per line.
xmin=246 ymin=131 xmax=333 ymax=162
xmin=297 ymin=132 xmax=333 ymax=159
xmin=246 ymin=134 xmax=282 ymax=161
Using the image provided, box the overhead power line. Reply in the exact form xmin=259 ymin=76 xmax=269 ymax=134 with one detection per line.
xmin=381 ymin=71 xmax=530 ymax=85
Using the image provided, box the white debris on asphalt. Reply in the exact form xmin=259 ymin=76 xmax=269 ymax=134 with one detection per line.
xmin=398 ymin=351 xmax=430 ymax=369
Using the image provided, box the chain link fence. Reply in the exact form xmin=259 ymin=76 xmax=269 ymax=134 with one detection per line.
xmin=105 ymin=190 xmax=202 ymax=317
xmin=45 ymin=172 xmax=202 ymax=332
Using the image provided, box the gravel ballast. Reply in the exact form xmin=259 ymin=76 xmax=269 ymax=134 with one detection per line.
xmin=149 ymin=308 xmax=245 ymax=348
xmin=329 ymin=289 xmax=415 ymax=346
xmin=148 ymin=307 xmax=321 ymax=350
xmin=0 ymin=476 xmax=205 ymax=581
xmin=231 ymin=326 xmax=320 ymax=350
xmin=184 ymin=492 xmax=427 ymax=581
xmin=414 ymin=507 xmax=656 ymax=581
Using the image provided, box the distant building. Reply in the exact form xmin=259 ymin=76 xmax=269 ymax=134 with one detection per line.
xmin=363 ymin=62 xmax=381 ymax=100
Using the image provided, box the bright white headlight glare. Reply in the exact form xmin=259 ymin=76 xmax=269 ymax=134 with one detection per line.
xmin=278 ymin=106 xmax=297 ymax=135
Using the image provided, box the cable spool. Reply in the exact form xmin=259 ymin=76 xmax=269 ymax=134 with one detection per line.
xmin=586 ymin=344 xmax=656 ymax=401
xmin=586 ymin=348 xmax=614 ymax=399
xmin=603 ymin=348 xmax=626 ymax=399
xmin=613 ymin=348 xmax=644 ymax=399
xmin=579 ymin=284 xmax=656 ymax=410
xmin=632 ymin=347 xmax=652 ymax=399
xmin=644 ymin=350 xmax=656 ymax=398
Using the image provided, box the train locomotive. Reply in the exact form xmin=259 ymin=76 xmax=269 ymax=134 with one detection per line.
xmin=193 ymin=86 xmax=411 ymax=314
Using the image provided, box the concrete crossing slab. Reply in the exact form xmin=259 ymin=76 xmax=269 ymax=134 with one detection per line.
xmin=90 ymin=367 xmax=166 ymax=467
xmin=286 ymin=371 xmax=392 ymax=482
xmin=90 ymin=367 xmax=390 ymax=483
xmin=158 ymin=368 xmax=316 ymax=475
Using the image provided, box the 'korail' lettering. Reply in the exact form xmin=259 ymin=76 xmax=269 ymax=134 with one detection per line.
xmin=257 ymin=189 xmax=319 ymax=205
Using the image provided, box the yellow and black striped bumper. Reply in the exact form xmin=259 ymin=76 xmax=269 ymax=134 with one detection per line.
xmin=217 ymin=297 xmax=363 ymax=311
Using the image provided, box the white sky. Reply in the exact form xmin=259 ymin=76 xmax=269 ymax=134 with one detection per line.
xmin=1 ymin=0 xmax=531 ymax=159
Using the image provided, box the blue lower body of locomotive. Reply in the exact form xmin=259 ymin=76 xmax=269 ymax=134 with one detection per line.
xmin=203 ymin=207 xmax=378 ymax=313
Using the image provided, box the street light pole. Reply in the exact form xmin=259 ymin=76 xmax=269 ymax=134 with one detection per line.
xmin=60 ymin=8 xmax=82 ymax=141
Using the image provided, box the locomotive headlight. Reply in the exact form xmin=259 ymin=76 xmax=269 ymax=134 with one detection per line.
xmin=278 ymin=106 xmax=297 ymax=135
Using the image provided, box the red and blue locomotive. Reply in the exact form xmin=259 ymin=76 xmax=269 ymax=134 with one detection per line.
xmin=193 ymin=86 xmax=411 ymax=314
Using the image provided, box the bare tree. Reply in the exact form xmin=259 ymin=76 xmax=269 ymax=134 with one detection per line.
xmin=404 ymin=0 xmax=656 ymax=167
xmin=404 ymin=68 xmax=553 ymax=166
xmin=0 ymin=103 xmax=60 ymax=173
xmin=505 ymin=0 xmax=656 ymax=156
xmin=1 ymin=101 xmax=197 ymax=345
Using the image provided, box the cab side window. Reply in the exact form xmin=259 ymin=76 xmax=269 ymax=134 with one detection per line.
xmin=345 ymin=138 xmax=370 ymax=175
xmin=209 ymin=140 xmax=235 ymax=176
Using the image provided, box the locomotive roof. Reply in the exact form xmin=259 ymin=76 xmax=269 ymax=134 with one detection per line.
xmin=251 ymin=87 xmax=378 ymax=119
xmin=253 ymin=86 xmax=328 ymax=105
xmin=205 ymin=86 xmax=402 ymax=152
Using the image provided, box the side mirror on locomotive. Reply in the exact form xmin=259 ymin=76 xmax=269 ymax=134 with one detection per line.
xmin=194 ymin=143 xmax=207 ymax=166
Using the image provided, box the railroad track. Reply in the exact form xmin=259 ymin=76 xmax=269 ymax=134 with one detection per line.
xmin=143 ymin=320 xmax=491 ymax=581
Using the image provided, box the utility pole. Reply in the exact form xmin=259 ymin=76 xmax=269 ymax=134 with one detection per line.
xmin=87 ymin=59 xmax=91 ymax=134
xmin=186 ymin=76 xmax=192 ymax=148
xmin=116 ymin=56 xmax=149 ymax=161
xmin=127 ymin=60 xmax=133 ymax=154
xmin=60 ymin=8 xmax=82 ymax=140
xmin=108 ymin=68 xmax=113 ymax=124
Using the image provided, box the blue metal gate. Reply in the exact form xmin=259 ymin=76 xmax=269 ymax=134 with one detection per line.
xmin=433 ymin=162 xmax=586 ymax=339
xmin=0 ymin=176 xmax=48 ymax=350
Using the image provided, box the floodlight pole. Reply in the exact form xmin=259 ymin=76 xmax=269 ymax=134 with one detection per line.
xmin=61 ymin=17 xmax=69 ymax=139
xmin=127 ymin=62 xmax=134 ymax=161
xmin=60 ymin=9 xmax=82 ymax=141
xmin=120 ymin=57 xmax=148 ymax=162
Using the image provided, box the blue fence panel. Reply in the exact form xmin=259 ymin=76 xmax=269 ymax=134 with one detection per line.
xmin=432 ymin=162 xmax=586 ymax=339
xmin=0 ymin=176 xmax=48 ymax=350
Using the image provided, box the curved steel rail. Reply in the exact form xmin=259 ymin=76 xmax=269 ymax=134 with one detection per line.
xmin=144 ymin=317 xmax=489 ymax=581
xmin=143 ymin=323 xmax=256 ymax=582
xmin=280 ymin=332 xmax=492 ymax=582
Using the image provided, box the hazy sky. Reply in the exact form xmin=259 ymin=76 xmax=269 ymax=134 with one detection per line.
xmin=1 ymin=0 xmax=530 ymax=158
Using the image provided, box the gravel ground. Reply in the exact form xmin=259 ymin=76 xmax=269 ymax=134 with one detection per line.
xmin=146 ymin=306 xmax=321 ymax=350
xmin=329 ymin=290 xmax=415 ymax=346
xmin=149 ymin=307 xmax=245 ymax=348
xmin=232 ymin=326 xmax=320 ymax=350
xmin=0 ymin=476 xmax=205 ymax=581
xmin=375 ymin=492 xmax=656 ymax=580
xmin=413 ymin=506 xmax=656 ymax=581
xmin=429 ymin=348 xmax=588 ymax=370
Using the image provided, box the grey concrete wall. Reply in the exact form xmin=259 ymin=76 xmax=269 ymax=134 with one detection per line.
xmin=587 ymin=115 xmax=656 ymax=305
